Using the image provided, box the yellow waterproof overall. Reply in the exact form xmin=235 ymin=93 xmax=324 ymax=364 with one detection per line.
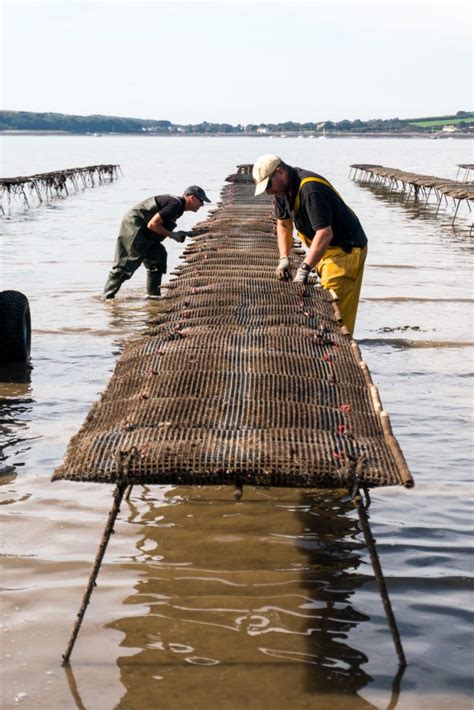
xmin=294 ymin=177 xmax=367 ymax=335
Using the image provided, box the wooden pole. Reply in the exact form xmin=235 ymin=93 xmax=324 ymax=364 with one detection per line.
xmin=61 ymin=482 xmax=126 ymax=665
xmin=353 ymin=491 xmax=407 ymax=667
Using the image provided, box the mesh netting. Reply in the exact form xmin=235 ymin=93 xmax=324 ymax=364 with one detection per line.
xmin=52 ymin=172 xmax=413 ymax=489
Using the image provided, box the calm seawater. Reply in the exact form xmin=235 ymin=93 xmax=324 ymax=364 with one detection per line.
xmin=0 ymin=136 xmax=473 ymax=709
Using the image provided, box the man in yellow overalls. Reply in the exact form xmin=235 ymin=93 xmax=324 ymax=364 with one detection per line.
xmin=253 ymin=155 xmax=367 ymax=335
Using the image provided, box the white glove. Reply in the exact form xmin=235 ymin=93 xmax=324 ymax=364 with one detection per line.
xmin=275 ymin=256 xmax=292 ymax=280
xmin=293 ymin=263 xmax=313 ymax=284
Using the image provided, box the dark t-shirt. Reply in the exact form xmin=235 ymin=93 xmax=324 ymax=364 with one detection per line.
xmin=154 ymin=195 xmax=186 ymax=231
xmin=125 ymin=195 xmax=186 ymax=233
xmin=273 ymin=166 xmax=367 ymax=251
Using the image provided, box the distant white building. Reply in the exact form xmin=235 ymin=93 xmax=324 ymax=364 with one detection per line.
xmin=442 ymin=125 xmax=458 ymax=133
xmin=256 ymin=126 xmax=268 ymax=134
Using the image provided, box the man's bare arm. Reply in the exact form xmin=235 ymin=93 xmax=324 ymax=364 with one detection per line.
xmin=304 ymin=226 xmax=333 ymax=267
xmin=276 ymin=218 xmax=294 ymax=257
xmin=147 ymin=213 xmax=172 ymax=238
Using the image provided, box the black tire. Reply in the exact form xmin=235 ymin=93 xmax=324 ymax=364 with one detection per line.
xmin=0 ymin=291 xmax=32 ymax=362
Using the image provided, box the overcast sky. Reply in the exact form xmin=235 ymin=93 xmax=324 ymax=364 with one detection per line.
xmin=1 ymin=0 xmax=472 ymax=124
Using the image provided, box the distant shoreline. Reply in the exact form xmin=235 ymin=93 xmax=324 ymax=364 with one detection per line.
xmin=0 ymin=130 xmax=471 ymax=139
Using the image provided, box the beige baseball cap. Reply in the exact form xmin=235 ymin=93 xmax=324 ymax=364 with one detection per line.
xmin=252 ymin=154 xmax=282 ymax=195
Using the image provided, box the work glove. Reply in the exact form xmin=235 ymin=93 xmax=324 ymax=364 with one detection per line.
xmin=169 ymin=230 xmax=189 ymax=243
xmin=275 ymin=256 xmax=292 ymax=280
xmin=293 ymin=262 xmax=314 ymax=284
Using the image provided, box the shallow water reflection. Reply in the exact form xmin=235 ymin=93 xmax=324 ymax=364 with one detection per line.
xmin=0 ymin=363 xmax=34 ymax=479
xmin=103 ymin=489 xmax=392 ymax=709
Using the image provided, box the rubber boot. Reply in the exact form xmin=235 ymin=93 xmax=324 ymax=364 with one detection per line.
xmin=146 ymin=270 xmax=163 ymax=299
xmin=103 ymin=270 xmax=126 ymax=300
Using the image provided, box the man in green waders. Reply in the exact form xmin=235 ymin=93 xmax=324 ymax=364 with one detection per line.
xmin=252 ymin=155 xmax=367 ymax=335
xmin=103 ymin=185 xmax=210 ymax=299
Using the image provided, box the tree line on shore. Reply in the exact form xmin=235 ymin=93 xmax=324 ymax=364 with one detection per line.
xmin=0 ymin=110 xmax=472 ymax=134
